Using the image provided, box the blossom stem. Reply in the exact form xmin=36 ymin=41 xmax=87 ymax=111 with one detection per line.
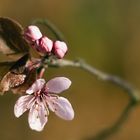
xmin=37 ymin=67 xmax=45 ymax=78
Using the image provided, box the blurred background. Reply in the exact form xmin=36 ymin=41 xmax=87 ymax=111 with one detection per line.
xmin=0 ymin=0 xmax=140 ymax=140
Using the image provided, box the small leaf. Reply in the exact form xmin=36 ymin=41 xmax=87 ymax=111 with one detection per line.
xmin=0 ymin=17 xmax=29 ymax=55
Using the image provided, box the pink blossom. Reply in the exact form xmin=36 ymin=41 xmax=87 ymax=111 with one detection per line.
xmin=24 ymin=25 xmax=42 ymax=43
xmin=14 ymin=77 xmax=74 ymax=131
xmin=53 ymin=41 xmax=68 ymax=58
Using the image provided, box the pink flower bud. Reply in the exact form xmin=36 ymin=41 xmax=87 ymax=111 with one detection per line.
xmin=53 ymin=41 xmax=68 ymax=58
xmin=24 ymin=25 xmax=42 ymax=43
xmin=37 ymin=36 xmax=53 ymax=53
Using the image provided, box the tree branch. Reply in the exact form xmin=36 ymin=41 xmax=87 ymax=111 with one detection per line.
xmin=33 ymin=18 xmax=140 ymax=140
xmin=44 ymin=58 xmax=140 ymax=140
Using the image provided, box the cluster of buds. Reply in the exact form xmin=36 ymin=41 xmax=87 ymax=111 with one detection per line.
xmin=24 ymin=25 xmax=68 ymax=58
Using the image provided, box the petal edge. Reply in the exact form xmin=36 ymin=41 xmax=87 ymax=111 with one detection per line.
xmin=46 ymin=77 xmax=71 ymax=94
xmin=47 ymin=96 xmax=74 ymax=120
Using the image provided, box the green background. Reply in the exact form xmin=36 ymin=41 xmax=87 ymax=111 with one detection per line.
xmin=0 ymin=0 xmax=140 ymax=140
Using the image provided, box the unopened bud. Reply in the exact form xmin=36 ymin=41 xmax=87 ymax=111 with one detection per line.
xmin=53 ymin=41 xmax=68 ymax=58
xmin=37 ymin=36 xmax=53 ymax=53
xmin=24 ymin=25 xmax=42 ymax=43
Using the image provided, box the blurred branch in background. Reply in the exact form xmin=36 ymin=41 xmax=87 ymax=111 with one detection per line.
xmin=88 ymin=100 xmax=135 ymax=140
xmin=46 ymin=58 xmax=140 ymax=140
xmin=32 ymin=19 xmax=65 ymax=41
xmin=33 ymin=19 xmax=140 ymax=140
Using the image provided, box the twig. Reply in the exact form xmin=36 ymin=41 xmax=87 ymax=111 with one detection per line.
xmin=46 ymin=59 xmax=139 ymax=101
xmin=85 ymin=100 xmax=135 ymax=140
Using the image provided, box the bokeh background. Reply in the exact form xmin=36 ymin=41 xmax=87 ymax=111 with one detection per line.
xmin=0 ymin=0 xmax=140 ymax=140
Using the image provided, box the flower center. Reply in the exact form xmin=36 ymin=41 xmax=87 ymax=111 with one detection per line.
xmin=35 ymin=90 xmax=42 ymax=97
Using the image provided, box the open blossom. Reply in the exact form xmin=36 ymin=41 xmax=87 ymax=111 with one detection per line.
xmin=14 ymin=77 xmax=74 ymax=131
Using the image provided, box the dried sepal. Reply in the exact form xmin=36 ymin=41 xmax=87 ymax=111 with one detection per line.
xmin=0 ymin=72 xmax=26 ymax=94
xmin=12 ymin=68 xmax=37 ymax=94
xmin=9 ymin=53 xmax=30 ymax=74
xmin=0 ymin=53 xmax=30 ymax=94
xmin=0 ymin=17 xmax=29 ymax=55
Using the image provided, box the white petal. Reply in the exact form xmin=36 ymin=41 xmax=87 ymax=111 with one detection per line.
xmin=26 ymin=79 xmax=45 ymax=94
xmin=14 ymin=95 xmax=34 ymax=118
xmin=28 ymin=99 xmax=48 ymax=131
xmin=46 ymin=77 xmax=71 ymax=94
xmin=47 ymin=96 xmax=74 ymax=120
